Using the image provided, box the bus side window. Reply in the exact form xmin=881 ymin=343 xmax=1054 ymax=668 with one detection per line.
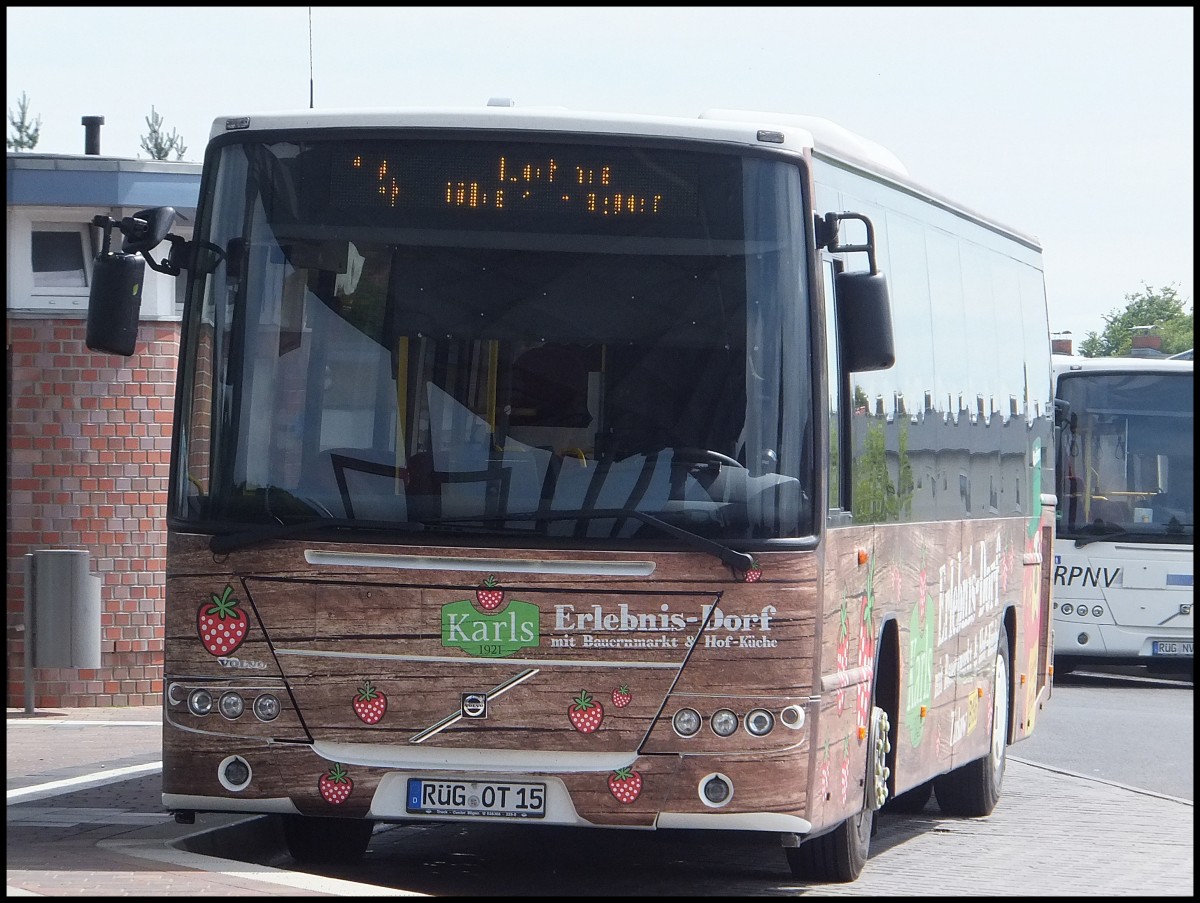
xmin=822 ymin=257 xmax=848 ymax=522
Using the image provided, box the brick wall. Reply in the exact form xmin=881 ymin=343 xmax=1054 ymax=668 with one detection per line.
xmin=7 ymin=317 xmax=180 ymax=708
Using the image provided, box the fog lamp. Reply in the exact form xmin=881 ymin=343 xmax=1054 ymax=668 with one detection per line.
xmin=701 ymin=773 xmax=733 ymax=807
xmin=218 ymin=754 xmax=252 ymax=791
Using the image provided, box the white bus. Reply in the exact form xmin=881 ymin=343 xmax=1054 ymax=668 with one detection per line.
xmin=1052 ymin=354 xmax=1194 ymax=677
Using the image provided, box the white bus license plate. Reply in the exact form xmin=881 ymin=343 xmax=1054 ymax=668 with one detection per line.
xmin=406 ymin=779 xmax=546 ymax=818
xmin=1152 ymin=641 xmax=1192 ymax=656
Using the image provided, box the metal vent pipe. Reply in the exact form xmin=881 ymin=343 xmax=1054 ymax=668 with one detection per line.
xmin=82 ymin=115 xmax=105 ymax=155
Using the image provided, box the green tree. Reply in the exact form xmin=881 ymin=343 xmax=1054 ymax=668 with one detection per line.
xmin=1078 ymin=284 xmax=1193 ymax=357
xmin=852 ymin=421 xmax=898 ymax=523
xmin=139 ymin=106 xmax=188 ymax=160
xmin=896 ymin=422 xmax=914 ymax=520
xmin=7 ymin=91 xmax=41 ymax=151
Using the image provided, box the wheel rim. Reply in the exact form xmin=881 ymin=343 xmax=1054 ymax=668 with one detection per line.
xmin=868 ymin=706 xmax=891 ymax=810
xmin=990 ymin=650 xmax=1008 ymax=772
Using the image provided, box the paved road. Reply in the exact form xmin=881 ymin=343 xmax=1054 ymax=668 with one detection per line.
xmin=6 ymin=706 xmax=1194 ymax=896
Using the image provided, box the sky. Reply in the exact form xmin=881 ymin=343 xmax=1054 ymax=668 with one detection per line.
xmin=7 ymin=6 xmax=1193 ymax=343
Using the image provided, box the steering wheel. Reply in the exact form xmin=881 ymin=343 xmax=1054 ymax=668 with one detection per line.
xmin=673 ymin=447 xmax=744 ymax=468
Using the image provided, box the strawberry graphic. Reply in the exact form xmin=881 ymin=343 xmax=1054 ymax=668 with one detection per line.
xmin=742 ymin=559 xmax=763 ymax=583
xmin=611 ymin=685 xmax=632 ymax=708
xmin=835 ymin=598 xmax=850 ymax=714
xmin=857 ymin=565 xmax=877 ymax=736
xmin=352 ymin=680 xmax=387 ymax=724
xmin=567 ymin=690 xmax=604 ymax=733
xmin=607 ymin=767 xmax=643 ymax=804
xmin=318 ymin=763 xmax=353 ymax=804
xmin=817 ymin=739 xmax=831 ymax=802
xmin=475 ymin=575 xmax=505 ymax=611
xmin=840 ymin=740 xmax=851 ymax=805
xmin=197 ymin=585 xmax=248 ymax=656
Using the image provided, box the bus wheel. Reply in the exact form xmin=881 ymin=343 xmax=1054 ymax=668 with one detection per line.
xmin=883 ymin=779 xmax=933 ymax=814
xmin=786 ymin=706 xmax=889 ymax=883
xmin=281 ymin=814 xmax=374 ymax=864
xmin=1053 ymin=657 xmax=1076 ymax=677
xmin=934 ymin=635 xmax=1010 ymax=817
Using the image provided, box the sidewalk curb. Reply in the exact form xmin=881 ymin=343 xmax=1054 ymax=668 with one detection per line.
xmin=99 ymin=816 xmax=420 ymax=897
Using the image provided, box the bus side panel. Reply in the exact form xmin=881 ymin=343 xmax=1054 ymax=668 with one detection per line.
xmin=821 ymin=516 xmax=1035 ymax=817
xmin=1011 ymin=517 xmax=1054 ymax=744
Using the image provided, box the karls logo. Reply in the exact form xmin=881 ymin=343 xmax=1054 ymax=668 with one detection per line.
xmin=441 ymin=598 xmax=540 ymax=658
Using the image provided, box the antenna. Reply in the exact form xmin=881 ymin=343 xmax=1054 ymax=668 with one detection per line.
xmin=308 ymin=7 xmax=314 ymax=109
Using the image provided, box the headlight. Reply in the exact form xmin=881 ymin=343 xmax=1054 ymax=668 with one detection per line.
xmin=253 ymin=694 xmax=281 ymax=722
xmin=746 ymin=708 xmax=774 ymax=736
xmin=218 ymin=692 xmax=245 ymax=720
xmin=187 ymin=688 xmax=214 ymax=716
xmin=710 ymin=708 xmax=738 ymax=737
xmin=673 ymin=707 xmax=702 ymax=737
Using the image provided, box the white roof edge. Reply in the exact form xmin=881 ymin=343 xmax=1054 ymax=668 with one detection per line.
xmin=1053 ymin=355 xmax=1193 ymax=372
xmin=207 ymin=105 xmax=815 ymax=151
xmin=207 ymin=105 xmax=912 ymax=178
xmin=700 ymin=109 xmax=908 ymax=177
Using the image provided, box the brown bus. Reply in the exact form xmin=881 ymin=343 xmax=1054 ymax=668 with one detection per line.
xmin=85 ymin=104 xmax=1055 ymax=882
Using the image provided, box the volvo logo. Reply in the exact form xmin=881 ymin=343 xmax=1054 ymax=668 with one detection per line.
xmin=461 ymin=693 xmax=487 ymax=719
xmin=1159 ymin=603 xmax=1193 ymax=626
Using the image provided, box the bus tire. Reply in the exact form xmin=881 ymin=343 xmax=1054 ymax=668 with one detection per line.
xmin=934 ymin=633 xmax=1010 ymax=817
xmin=786 ymin=705 xmax=889 ymax=883
xmin=883 ymin=779 xmax=933 ymax=814
xmin=281 ymin=814 xmax=374 ymax=864
xmin=1052 ymin=656 xmax=1077 ymax=676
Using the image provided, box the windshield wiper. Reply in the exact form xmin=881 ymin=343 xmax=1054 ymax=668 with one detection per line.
xmin=431 ymin=509 xmax=755 ymax=573
xmin=210 ymin=518 xmax=425 ymax=554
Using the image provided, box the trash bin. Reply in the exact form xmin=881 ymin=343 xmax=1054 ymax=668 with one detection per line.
xmin=24 ymin=549 xmax=102 ymax=669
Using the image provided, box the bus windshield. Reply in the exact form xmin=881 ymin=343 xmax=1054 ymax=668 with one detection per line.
xmin=174 ymin=137 xmax=814 ymax=545
xmin=1055 ymin=368 xmax=1193 ymax=543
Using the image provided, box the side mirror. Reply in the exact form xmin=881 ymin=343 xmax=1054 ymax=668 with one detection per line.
xmin=86 ymin=253 xmax=145 ymax=356
xmin=120 ymin=207 xmax=177 ymax=254
xmin=84 ymin=207 xmax=180 ymax=356
xmin=1053 ymin=397 xmax=1071 ymax=425
xmin=837 ymin=270 xmax=895 ymax=372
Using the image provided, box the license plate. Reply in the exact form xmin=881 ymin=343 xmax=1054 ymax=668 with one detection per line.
xmin=1152 ymin=641 xmax=1193 ymax=656
xmin=406 ymin=779 xmax=546 ymax=818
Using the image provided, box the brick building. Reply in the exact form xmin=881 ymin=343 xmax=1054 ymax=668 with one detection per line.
xmin=7 ymin=146 xmax=201 ymax=708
